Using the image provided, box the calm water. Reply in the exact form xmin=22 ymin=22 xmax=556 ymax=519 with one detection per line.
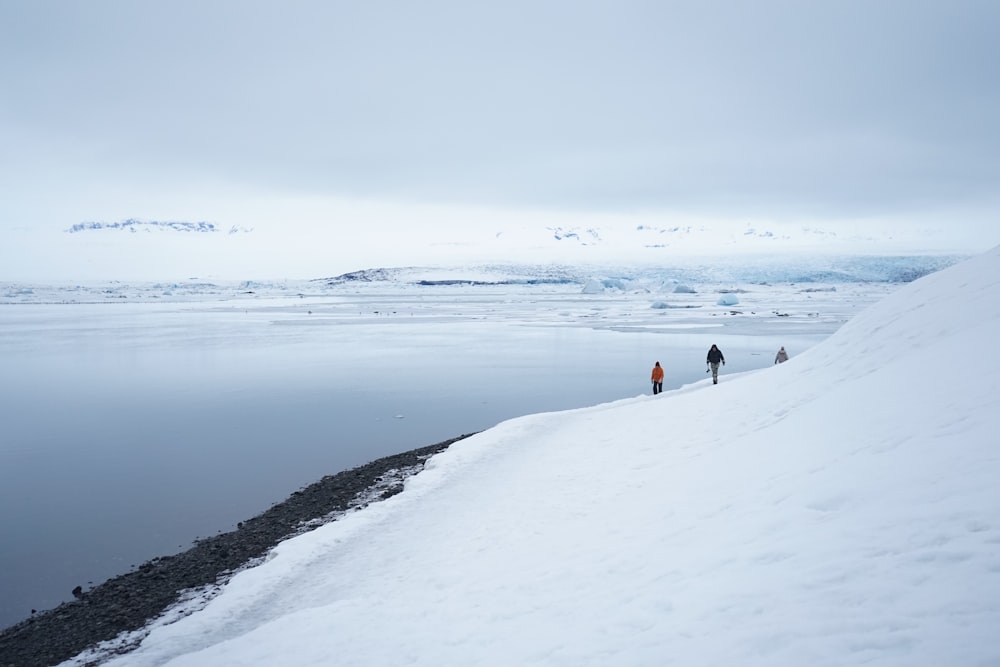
xmin=0 ymin=290 xmax=834 ymax=629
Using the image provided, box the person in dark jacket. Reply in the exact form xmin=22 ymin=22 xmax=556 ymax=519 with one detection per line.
xmin=651 ymin=361 xmax=664 ymax=394
xmin=706 ymin=344 xmax=725 ymax=384
xmin=774 ymin=346 xmax=789 ymax=364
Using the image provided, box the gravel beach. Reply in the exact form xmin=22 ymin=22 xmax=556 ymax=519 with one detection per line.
xmin=0 ymin=434 xmax=473 ymax=667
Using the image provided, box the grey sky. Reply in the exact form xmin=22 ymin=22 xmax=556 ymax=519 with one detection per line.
xmin=1 ymin=0 xmax=998 ymax=243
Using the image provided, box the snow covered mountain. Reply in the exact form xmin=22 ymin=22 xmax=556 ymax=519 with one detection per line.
xmin=63 ymin=218 xmax=951 ymax=254
xmin=66 ymin=247 xmax=1000 ymax=666
xmin=43 ymin=217 xmax=975 ymax=285
xmin=316 ymin=254 xmax=963 ymax=288
xmin=66 ymin=219 xmax=253 ymax=235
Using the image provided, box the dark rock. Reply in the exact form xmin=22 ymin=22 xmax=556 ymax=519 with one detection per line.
xmin=0 ymin=433 xmax=473 ymax=667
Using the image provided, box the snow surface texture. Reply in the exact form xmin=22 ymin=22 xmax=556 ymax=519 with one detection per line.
xmin=65 ymin=249 xmax=1000 ymax=665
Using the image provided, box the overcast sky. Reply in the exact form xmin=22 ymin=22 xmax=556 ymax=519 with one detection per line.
xmin=1 ymin=1 xmax=998 ymax=275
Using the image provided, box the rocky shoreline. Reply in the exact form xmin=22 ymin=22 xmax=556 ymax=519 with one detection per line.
xmin=0 ymin=434 xmax=473 ymax=667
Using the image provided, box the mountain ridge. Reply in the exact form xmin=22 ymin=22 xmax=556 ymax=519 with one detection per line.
xmin=314 ymin=255 xmax=964 ymax=287
xmin=66 ymin=219 xmax=253 ymax=234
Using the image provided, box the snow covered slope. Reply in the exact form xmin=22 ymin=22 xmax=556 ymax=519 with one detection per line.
xmin=315 ymin=255 xmax=961 ymax=287
xmin=86 ymin=246 xmax=1000 ymax=666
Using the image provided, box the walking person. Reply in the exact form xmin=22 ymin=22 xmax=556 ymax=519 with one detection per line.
xmin=651 ymin=361 xmax=664 ymax=395
xmin=774 ymin=346 xmax=789 ymax=364
xmin=706 ymin=344 xmax=725 ymax=384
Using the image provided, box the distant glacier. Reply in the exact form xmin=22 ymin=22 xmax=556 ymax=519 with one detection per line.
xmin=66 ymin=219 xmax=253 ymax=234
xmin=317 ymin=255 xmax=966 ymax=288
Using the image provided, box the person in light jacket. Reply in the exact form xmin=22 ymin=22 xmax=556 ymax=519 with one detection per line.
xmin=706 ymin=344 xmax=725 ymax=384
xmin=651 ymin=361 xmax=664 ymax=394
xmin=774 ymin=346 xmax=789 ymax=364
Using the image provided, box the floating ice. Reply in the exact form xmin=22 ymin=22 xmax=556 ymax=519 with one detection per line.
xmin=716 ymin=294 xmax=740 ymax=306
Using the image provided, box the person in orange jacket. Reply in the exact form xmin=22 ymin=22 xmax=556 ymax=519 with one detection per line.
xmin=651 ymin=361 xmax=664 ymax=394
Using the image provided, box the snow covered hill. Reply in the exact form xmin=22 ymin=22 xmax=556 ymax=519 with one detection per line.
xmin=77 ymin=246 xmax=999 ymax=666
xmin=316 ymin=254 xmax=961 ymax=288
xmin=61 ymin=218 xmax=953 ymax=257
xmin=66 ymin=219 xmax=253 ymax=235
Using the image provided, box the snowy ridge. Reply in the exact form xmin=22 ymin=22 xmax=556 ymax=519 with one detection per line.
xmin=316 ymin=255 xmax=962 ymax=287
xmin=547 ymin=222 xmax=840 ymax=247
xmin=81 ymin=247 xmax=1000 ymax=666
xmin=59 ymin=221 xmax=916 ymax=248
xmin=66 ymin=219 xmax=253 ymax=234
xmin=484 ymin=220 xmax=959 ymax=254
xmin=315 ymin=264 xmax=579 ymax=286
